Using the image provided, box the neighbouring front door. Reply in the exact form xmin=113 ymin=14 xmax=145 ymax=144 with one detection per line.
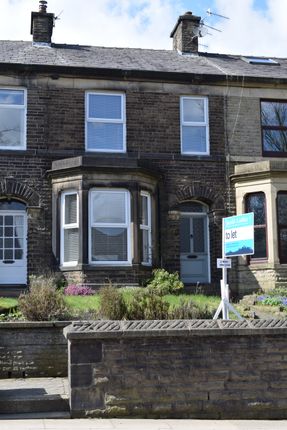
xmin=180 ymin=202 xmax=210 ymax=284
xmin=0 ymin=200 xmax=27 ymax=285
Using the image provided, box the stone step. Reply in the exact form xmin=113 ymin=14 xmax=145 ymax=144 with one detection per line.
xmin=0 ymin=285 xmax=27 ymax=297
xmin=0 ymin=377 xmax=70 ymax=416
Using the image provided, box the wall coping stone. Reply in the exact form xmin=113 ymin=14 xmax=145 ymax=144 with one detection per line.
xmin=0 ymin=321 xmax=71 ymax=329
xmin=64 ymin=319 xmax=287 ymax=339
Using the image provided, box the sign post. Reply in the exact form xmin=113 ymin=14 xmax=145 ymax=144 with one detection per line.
xmin=213 ymin=213 xmax=254 ymax=320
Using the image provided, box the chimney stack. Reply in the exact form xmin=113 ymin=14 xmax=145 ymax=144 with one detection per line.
xmin=31 ymin=1 xmax=55 ymax=46
xmin=170 ymin=11 xmax=201 ymax=54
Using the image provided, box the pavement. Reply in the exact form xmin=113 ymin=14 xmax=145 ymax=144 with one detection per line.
xmin=1 ymin=418 xmax=287 ymax=430
xmin=1 ymin=378 xmax=287 ymax=429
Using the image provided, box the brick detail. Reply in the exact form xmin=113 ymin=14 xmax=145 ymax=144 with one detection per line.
xmin=175 ymin=183 xmax=225 ymax=209
xmin=0 ymin=178 xmax=40 ymax=206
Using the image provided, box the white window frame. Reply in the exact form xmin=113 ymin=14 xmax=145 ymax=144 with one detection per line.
xmin=0 ymin=88 xmax=27 ymax=151
xmin=89 ymin=189 xmax=131 ymax=266
xmin=140 ymin=191 xmax=152 ymax=266
xmin=180 ymin=96 xmax=209 ymax=155
xmin=60 ymin=191 xmax=79 ymax=267
xmin=85 ymin=92 xmax=126 ymax=153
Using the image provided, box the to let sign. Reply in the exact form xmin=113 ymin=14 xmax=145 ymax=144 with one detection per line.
xmin=223 ymin=213 xmax=254 ymax=257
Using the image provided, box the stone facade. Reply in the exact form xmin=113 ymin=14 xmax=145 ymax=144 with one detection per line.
xmin=1 ymin=3 xmax=287 ymax=295
xmin=0 ymin=74 xmax=227 ymax=292
xmin=65 ymin=319 xmax=287 ymax=419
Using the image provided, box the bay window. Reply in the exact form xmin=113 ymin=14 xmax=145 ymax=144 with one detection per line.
xmin=277 ymin=192 xmax=287 ymax=263
xmin=140 ymin=191 xmax=152 ymax=265
xmin=61 ymin=192 xmax=79 ymax=266
xmin=89 ymin=189 xmax=131 ymax=265
xmin=245 ymin=192 xmax=267 ymax=259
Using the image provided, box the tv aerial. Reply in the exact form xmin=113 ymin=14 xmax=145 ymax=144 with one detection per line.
xmin=193 ymin=7 xmax=230 ymax=42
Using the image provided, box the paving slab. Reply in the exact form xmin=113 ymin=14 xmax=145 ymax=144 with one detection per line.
xmin=0 ymin=377 xmax=69 ymax=397
xmin=1 ymin=420 xmax=287 ymax=430
xmin=0 ymin=378 xmax=69 ymax=415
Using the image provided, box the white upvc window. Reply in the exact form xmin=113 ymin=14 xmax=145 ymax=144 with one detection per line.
xmin=140 ymin=191 xmax=152 ymax=265
xmin=89 ymin=189 xmax=131 ymax=265
xmin=61 ymin=191 xmax=79 ymax=266
xmin=85 ymin=92 xmax=126 ymax=152
xmin=0 ymin=88 xmax=27 ymax=150
xmin=180 ymin=96 xmax=209 ymax=155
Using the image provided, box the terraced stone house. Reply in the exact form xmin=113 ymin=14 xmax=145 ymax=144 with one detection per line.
xmin=1 ymin=1 xmax=287 ymax=296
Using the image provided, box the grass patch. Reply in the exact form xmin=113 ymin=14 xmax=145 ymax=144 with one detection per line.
xmin=0 ymin=297 xmax=18 ymax=312
xmin=65 ymin=290 xmax=221 ymax=319
xmin=64 ymin=295 xmax=100 ymax=311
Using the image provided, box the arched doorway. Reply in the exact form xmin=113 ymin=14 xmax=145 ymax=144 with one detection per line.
xmin=180 ymin=201 xmax=210 ymax=283
xmin=0 ymin=199 xmax=27 ymax=284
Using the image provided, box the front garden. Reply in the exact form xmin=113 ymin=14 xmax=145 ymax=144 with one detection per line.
xmin=1 ymin=269 xmax=287 ymax=321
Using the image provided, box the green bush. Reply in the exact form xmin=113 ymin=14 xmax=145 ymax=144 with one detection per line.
xmin=169 ymin=298 xmax=213 ymax=319
xmin=98 ymin=283 xmax=128 ymax=320
xmin=146 ymin=269 xmax=184 ymax=295
xmin=18 ymin=275 xmax=70 ymax=321
xmin=97 ymin=270 xmax=214 ymax=321
xmin=126 ymin=289 xmax=170 ymax=320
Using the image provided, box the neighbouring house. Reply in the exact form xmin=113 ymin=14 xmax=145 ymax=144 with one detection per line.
xmin=0 ymin=1 xmax=287 ymax=296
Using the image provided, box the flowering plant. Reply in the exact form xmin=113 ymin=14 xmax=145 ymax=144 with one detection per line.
xmin=64 ymin=284 xmax=94 ymax=296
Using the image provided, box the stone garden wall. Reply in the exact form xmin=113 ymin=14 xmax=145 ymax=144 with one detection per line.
xmin=65 ymin=319 xmax=287 ymax=419
xmin=0 ymin=322 xmax=69 ymax=378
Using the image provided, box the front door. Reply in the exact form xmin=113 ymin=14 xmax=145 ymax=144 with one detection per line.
xmin=180 ymin=212 xmax=210 ymax=283
xmin=0 ymin=209 xmax=27 ymax=284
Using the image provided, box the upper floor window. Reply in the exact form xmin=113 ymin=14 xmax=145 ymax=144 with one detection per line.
xmin=61 ymin=191 xmax=79 ymax=266
xmin=180 ymin=96 xmax=209 ymax=155
xmin=245 ymin=192 xmax=267 ymax=259
xmin=261 ymin=100 xmax=287 ymax=155
xmin=0 ymin=89 xmax=26 ymax=150
xmin=277 ymin=192 xmax=287 ymax=264
xmin=89 ymin=189 xmax=131 ymax=265
xmin=86 ymin=92 xmax=126 ymax=152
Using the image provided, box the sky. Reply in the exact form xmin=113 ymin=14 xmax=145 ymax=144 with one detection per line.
xmin=0 ymin=0 xmax=287 ymax=57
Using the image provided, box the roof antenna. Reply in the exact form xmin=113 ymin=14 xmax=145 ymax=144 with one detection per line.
xmin=55 ymin=10 xmax=63 ymax=21
xmin=193 ymin=7 xmax=230 ymax=39
xmin=206 ymin=8 xmax=230 ymax=20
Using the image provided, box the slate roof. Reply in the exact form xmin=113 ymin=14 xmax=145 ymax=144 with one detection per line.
xmin=0 ymin=40 xmax=287 ymax=82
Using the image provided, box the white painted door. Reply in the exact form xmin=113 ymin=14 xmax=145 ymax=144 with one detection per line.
xmin=0 ymin=211 xmax=27 ymax=284
xmin=180 ymin=213 xmax=210 ymax=283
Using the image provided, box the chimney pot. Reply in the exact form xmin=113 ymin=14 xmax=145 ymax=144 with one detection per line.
xmin=170 ymin=11 xmax=201 ymax=54
xmin=39 ymin=1 xmax=48 ymax=13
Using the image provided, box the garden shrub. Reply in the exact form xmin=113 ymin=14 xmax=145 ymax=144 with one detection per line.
xmin=146 ymin=269 xmax=184 ymax=295
xmin=64 ymin=284 xmax=94 ymax=296
xmin=18 ymin=275 xmax=70 ymax=321
xmin=98 ymin=284 xmax=128 ymax=320
xmin=126 ymin=288 xmax=170 ymax=320
xmin=169 ymin=298 xmax=213 ymax=319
